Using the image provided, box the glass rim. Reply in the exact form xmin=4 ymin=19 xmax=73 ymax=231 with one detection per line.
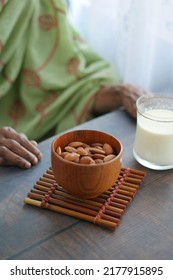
xmin=136 ymin=95 xmax=173 ymax=122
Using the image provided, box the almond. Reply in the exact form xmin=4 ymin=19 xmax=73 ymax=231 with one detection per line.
xmin=60 ymin=152 xmax=69 ymax=158
xmin=76 ymin=147 xmax=88 ymax=156
xmin=91 ymin=153 xmax=105 ymax=159
xmin=91 ymin=142 xmax=103 ymax=147
xmin=74 ymin=157 xmax=80 ymax=163
xmin=56 ymin=146 xmax=61 ymax=155
xmin=58 ymin=141 xmax=116 ymax=165
xmin=79 ymin=156 xmax=95 ymax=165
xmin=65 ymin=146 xmax=77 ymax=153
xmin=84 ymin=147 xmax=92 ymax=156
xmin=103 ymin=143 xmax=114 ymax=155
xmin=92 ymin=145 xmax=103 ymax=150
xmin=64 ymin=152 xmax=80 ymax=162
xmin=89 ymin=147 xmax=105 ymax=155
xmin=103 ymin=154 xmax=116 ymax=162
xmin=82 ymin=143 xmax=90 ymax=148
xmin=68 ymin=141 xmax=84 ymax=148
xmin=94 ymin=159 xmax=104 ymax=164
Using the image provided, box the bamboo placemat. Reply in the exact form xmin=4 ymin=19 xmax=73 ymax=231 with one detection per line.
xmin=24 ymin=167 xmax=146 ymax=230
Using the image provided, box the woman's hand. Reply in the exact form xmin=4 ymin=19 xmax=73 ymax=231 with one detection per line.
xmin=93 ymin=84 xmax=152 ymax=118
xmin=0 ymin=127 xmax=42 ymax=168
xmin=115 ymin=84 xmax=153 ymax=118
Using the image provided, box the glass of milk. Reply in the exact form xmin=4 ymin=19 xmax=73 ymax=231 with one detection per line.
xmin=133 ymin=95 xmax=173 ymax=170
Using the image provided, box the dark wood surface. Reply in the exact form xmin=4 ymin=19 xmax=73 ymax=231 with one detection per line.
xmin=0 ymin=109 xmax=173 ymax=260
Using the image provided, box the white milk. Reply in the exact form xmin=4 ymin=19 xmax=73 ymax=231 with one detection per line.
xmin=133 ymin=109 xmax=173 ymax=166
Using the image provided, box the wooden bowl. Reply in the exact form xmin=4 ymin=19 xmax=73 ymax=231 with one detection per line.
xmin=51 ymin=130 xmax=123 ymax=198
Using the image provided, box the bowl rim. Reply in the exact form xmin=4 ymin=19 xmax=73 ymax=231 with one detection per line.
xmin=51 ymin=129 xmax=123 ymax=167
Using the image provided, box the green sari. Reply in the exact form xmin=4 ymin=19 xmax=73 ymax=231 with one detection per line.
xmin=0 ymin=0 xmax=118 ymax=140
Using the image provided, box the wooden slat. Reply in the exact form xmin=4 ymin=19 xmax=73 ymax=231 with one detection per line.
xmin=24 ymin=167 xmax=146 ymax=229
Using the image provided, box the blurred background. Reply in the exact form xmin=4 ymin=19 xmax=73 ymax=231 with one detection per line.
xmin=68 ymin=0 xmax=173 ymax=94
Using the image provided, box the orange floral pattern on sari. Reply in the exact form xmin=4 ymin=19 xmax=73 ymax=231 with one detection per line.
xmin=22 ymin=69 xmax=40 ymax=87
xmin=8 ymin=100 xmax=26 ymax=128
xmin=1 ymin=0 xmax=5 ymax=9
xmin=38 ymin=15 xmax=57 ymax=31
xmin=66 ymin=57 xmax=80 ymax=79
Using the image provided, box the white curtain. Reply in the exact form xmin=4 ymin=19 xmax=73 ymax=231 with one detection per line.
xmin=68 ymin=0 xmax=173 ymax=93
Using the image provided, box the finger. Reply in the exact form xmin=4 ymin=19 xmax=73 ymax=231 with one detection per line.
xmin=17 ymin=134 xmax=42 ymax=160
xmin=1 ymin=127 xmax=42 ymax=160
xmin=2 ymin=139 xmax=39 ymax=165
xmin=123 ymin=96 xmax=137 ymax=118
xmin=0 ymin=156 xmax=6 ymax=165
xmin=30 ymin=140 xmax=43 ymax=159
xmin=12 ymin=132 xmax=42 ymax=160
xmin=30 ymin=140 xmax=38 ymax=146
xmin=0 ymin=156 xmax=17 ymax=166
xmin=1 ymin=127 xmax=18 ymax=139
xmin=0 ymin=146 xmax=31 ymax=169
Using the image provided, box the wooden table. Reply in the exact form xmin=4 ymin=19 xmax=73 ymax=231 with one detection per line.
xmin=1 ymin=110 xmax=173 ymax=260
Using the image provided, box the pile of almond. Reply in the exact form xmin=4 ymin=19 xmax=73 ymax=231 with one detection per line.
xmin=55 ymin=141 xmax=116 ymax=164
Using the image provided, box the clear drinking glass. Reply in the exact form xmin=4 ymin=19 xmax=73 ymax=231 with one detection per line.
xmin=133 ymin=95 xmax=173 ymax=170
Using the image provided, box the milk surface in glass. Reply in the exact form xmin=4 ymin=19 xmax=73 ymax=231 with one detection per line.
xmin=133 ymin=96 xmax=173 ymax=170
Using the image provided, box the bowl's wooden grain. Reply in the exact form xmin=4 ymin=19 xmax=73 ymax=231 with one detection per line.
xmin=51 ymin=130 xmax=123 ymax=198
